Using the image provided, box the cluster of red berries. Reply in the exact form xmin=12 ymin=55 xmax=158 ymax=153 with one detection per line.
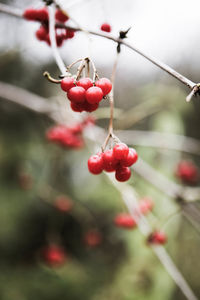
xmin=23 ymin=7 xmax=75 ymax=47
xmin=175 ymin=160 xmax=199 ymax=185
xmin=88 ymin=143 xmax=138 ymax=182
xmin=46 ymin=118 xmax=94 ymax=149
xmin=100 ymin=23 xmax=111 ymax=33
xmin=60 ymin=76 xmax=112 ymax=113
xmin=41 ymin=244 xmax=67 ymax=267
xmin=114 ymin=198 xmax=154 ymax=229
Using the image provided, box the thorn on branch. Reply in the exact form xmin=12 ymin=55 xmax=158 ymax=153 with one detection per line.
xmin=186 ymin=83 xmax=200 ymax=102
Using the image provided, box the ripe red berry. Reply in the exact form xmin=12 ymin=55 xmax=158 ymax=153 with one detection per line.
xmin=148 ymin=231 xmax=167 ymax=245
xmin=114 ymin=213 xmax=136 ymax=229
xmin=100 ymin=23 xmax=111 ymax=33
xmin=61 ymin=77 xmax=75 ymax=92
xmin=23 ymin=8 xmax=37 ymax=21
xmin=175 ymin=161 xmax=199 ymax=184
xmin=113 ymin=143 xmax=129 ymax=160
xmin=85 ymin=87 xmax=103 ymax=104
xmin=115 ymin=166 xmax=131 ymax=182
xmin=139 ymin=197 xmax=154 ymax=215
xmin=102 ymin=149 xmax=118 ymax=172
xmin=35 ymin=8 xmax=49 ymax=21
xmin=66 ymin=29 xmax=75 ymax=39
xmin=35 ymin=25 xmax=48 ymax=41
xmin=42 ymin=245 xmax=67 ymax=266
xmin=70 ymin=101 xmax=85 ymax=112
xmin=88 ymin=154 xmax=103 ymax=175
xmin=67 ymin=86 xmax=86 ymax=103
xmin=95 ymin=78 xmax=112 ymax=96
xmin=84 ymin=101 xmax=99 ymax=112
xmin=120 ymin=148 xmax=138 ymax=167
xmin=84 ymin=230 xmax=102 ymax=247
xmin=55 ymin=9 xmax=69 ymax=23
xmin=77 ymin=78 xmax=93 ymax=90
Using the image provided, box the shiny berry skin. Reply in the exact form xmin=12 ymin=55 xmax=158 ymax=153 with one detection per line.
xmin=23 ymin=8 xmax=37 ymax=20
xmin=102 ymin=149 xmax=118 ymax=172
xmin=67 ymin=86 xmax=86 ymax=103
xmin=115 ymin=166 xmax=131 ymax=182
xmin=113 ymin=143 xmax=129 ymax=160
xmin=148 ymin=231 xmax=167 ymax=245
xmin=121 ymin=148 xmax=138 ymax=167
xmin=114 ymin=213 xmax=136 ymax=229
xmin=95 ymin=78 xmax=112 ymax=96
xmin=139 ymin=197 xmax=154 ymax=215
xmin=35 ymin=25 xmax=48 ymax=41
xmin=42 ymin=245 xmax=67 ymax=266
xmin=77 ymin=78 xmax=93 ymax=90
xmin=85 ymin=87 xmax=103 ymax=104
xmin=175 ymin=161 xmax=199 ymax=184
xmin=88 ymin=154 xmax=103 ymax=175
xmin=100 ymin=23 xmax=111 ymax=32
xmin=61 ymin=77 xmax=75 ymax=92
xmin=84 ymin=230 xmax=102 ymax=247
xmin=55 ymin=9 xmax=69 ymax=23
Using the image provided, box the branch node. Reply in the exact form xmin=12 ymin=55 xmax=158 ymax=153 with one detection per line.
xmin=186 ymin=83 xmax=200 ymax=102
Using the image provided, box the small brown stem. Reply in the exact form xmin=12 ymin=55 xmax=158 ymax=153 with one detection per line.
xmin=66 ymin=58 xmax=84 ymax=71
xmin=76 ymin=59 xmax=86 ymax=80
xmin=43 ymin=71 xmax=61 ymax=84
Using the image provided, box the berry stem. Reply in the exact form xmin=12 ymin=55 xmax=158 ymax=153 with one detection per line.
xmin=43 ymin=71 xmax=62 ymax=84
xmin=76 ymin=59 xmax=86 ymax=81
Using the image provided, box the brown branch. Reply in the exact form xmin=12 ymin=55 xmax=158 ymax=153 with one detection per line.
xmin=0 ymin=3 xmax=199 ymax=100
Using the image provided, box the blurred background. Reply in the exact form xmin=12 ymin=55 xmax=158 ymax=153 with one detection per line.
xmin=0 ymin=0 xmax=200 ymax=299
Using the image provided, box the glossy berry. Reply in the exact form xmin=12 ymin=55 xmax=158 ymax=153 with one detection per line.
xmin=100 ymin=23 xmax=111 ymax=32
xmin=42 ymin=245 xmax=67 ymax=266
xmin=115 ymin=166 xmax=131 ymax=182
xmin=85 ymin=87 xmax=103 ymax=104
xmin=23 ymin=8 xmax=37 ymax=21
xmin=67 ymin=86 xmax=86 ymax=103
xmin=88 ymin=154 xmax=103 ymax=175
xmin=95 ymin=78 xmax=112 ymax=96
xmin=175 ymin=161 xmax=199 ymax=184
xmin=35 ymin=25 xmax=48 ymax=41
xmin=54 ymin=195 xmax=73 ymax=212
xmin=114 ymin=213 xmax=136 ymax=229
xmin=61 ymin=77 xmax=75 ymax=92
xmin=113 ymin=143 xmax=129 ymax=160
xmin=84 ymin=230 xmax=102 ymax=247
xmin=70 ymin=102 xmax=85 ymax=112
xmin=102 ymin=149 xmax=118 ymax=172
xmin=77 ymin=78 xmax=93 ymax=90
xmin=55 ymin=9 xmax=69 ymax=23
xmin=148 ymin=231 xmax=167 ymax=245
xmin=139 ymin=197 xmax=154 ymax=215
xmin=120 ymin=148 xmax=138 ymax=167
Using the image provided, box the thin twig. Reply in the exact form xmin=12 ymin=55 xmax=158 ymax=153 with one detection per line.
xmin=1 ymin=4 xmax=199 ymax=98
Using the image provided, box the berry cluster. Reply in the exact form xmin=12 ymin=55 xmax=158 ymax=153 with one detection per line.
xmin=100 ymin=23 xmax=112 ymax=33
xmin=41 ymin=244 xmax=67 ymax=267
xmin=46 ymin=118 xmax=94 ymax=149
xmin=60 ymin=76 xmax=112 ymax=112
xmin=23 ymin=7 xmax=75 ymax=47
xmin=88 ymin=143 xmax=138 ymax=182
xmin=175 ymin=160 xmax=199 ymax=185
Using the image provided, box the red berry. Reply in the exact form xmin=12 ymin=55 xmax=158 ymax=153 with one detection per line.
xmin=84 ymin=102 xmax=99 ymax=112
xmin=77 ymin=78 xmax=93 ymax=90
xmin=42 ymin=245 xmax=67 ymax=266
xmin=95 ymin=78 xmax=112 ymax=96
xmin=54 ymin=195 xmax=73 ymax=212
xmin=100 ymin=23 xmax=111 ymax=33
xmin=113 ymin=143 xmax=129 ymax=160
xmin=84 ymin=230 xmax=102 ymax=247
xmin=115 ymin=166 xmax=131 ymax=182
xmin=139 ymin=197 xmax=154 ymax=215
xmin=85 ymin=87 xmax=103 ymax=104
xmin=70 ymin=102 xmax=85 ymax=112
xmin=55 ymin=9 xmax=69 ymax=23
xmin=148 ymin=231 xmax=167 ymax=245
xmin=120 ymin=148 xmax=138 ymax=167
xmin=35 ymin=25 xmax=48 ymax=41
xmin=114 ymin=213 xmax=136 ymax=229
xmin=175 ymin=161 xmax=199 ymax=184
xmin=66 ymin=29 xmax=75 ymax=39
xmin=61 ymin=77 xmax=75 ymax=92
xmin=23 ymin=8 xmax=37 ymax=21
xmin=67 ymin=86 xmax=86 ymax=103
xmin=102 ymin=149 xmax=118 ymax=172
xmin=35 ymin=8 xmax=49 ymax=21
xmin=88 ymin=154 xmax=103 ymax=175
